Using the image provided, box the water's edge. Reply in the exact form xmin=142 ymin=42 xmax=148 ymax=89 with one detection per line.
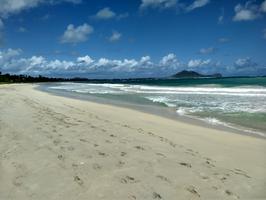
xmin=37 ymin=83 xmax=266 ymax=140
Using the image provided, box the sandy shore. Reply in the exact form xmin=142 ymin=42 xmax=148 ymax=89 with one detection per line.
xmin=0 ymin=84 xmax=265 ymax=200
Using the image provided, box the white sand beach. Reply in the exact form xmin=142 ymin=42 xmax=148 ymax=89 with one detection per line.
xmin=0 ymin=84 xmax=265 ymax=200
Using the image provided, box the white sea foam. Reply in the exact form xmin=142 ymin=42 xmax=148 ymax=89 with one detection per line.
xmin=176 ymin=108 xmax=187 ymax=116
xmin=47 ymin=82 xmax=266 ymax=137
xmin=146 ymin=96 xmax=176 ymax=107
xmin=203 ymin=117 xmax=225 ymax=126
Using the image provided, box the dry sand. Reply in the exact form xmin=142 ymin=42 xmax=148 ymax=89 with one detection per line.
xmin=0 ymin=84 xmax=265 ymax=200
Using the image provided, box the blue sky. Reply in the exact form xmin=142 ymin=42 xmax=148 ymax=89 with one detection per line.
xmin=0 ymin=0 xmax=266 ymax=78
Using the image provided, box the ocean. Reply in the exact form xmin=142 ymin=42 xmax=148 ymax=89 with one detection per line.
xmin=40 ymin=77 xmax=266 ymax=138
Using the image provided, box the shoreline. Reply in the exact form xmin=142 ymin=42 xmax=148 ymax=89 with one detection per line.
xmin=38 ymin=83 xmax=266 ymax=139
xmin=1 ymin=84 xmax=266 ymax=199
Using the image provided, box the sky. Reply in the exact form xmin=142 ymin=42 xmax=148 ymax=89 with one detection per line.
xmin=0 ymin=0 xmax=266 ymax=78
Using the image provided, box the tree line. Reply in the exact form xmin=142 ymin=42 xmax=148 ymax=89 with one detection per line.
xmin=0 ymin=72 xmax=88 ymax=83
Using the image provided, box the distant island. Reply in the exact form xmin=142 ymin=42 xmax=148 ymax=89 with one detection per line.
xmin=171 ymin=70 xmax=222 ymax=78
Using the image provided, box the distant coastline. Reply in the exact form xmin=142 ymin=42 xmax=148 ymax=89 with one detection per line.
xmin=1 ymin=70 xmax=266 ymax=84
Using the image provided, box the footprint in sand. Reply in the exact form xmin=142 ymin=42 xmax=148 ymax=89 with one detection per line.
xmin=120 ymin=176 xmax=139 ymax=184
xmin=128 ymin=195 xmax=137 ymax=200
xmin=53 ymin=139 xmax=60 ymax=146
xmin=186 ymin=185 xmax=200 ymax=198
xmin=57 ymin=154 xmax=64 ymax=160
xmin=120 ymin=152 xmax=127 ymax=157
xmin=74 ymin=175 xmax=84 ymax=186
xmin=134 ymin=146 xmax=145 ymax=150
xmin=204 ymin=160 xmax=215 ymax=168
xmin=13 ymin=175 xmax=23 ymax=187
xmin=116 ymin=161 xmax=125 ymax=167
xmin=156 ymin=175 xmax=171 ymax=183
xmin=179 ymin=162 xmax=192 ymax=168
xmin=98 ymin=151 xmax=108 ymax=157
xmin=80 ymin=138 xmax=89 ymax=143
xmin=225 ymin=189 xmax=240 ymax=199
xmin=231 ymin=168 xmax=251 ymax=178
xmin=152 ymin=192 xmax=162 ymax=199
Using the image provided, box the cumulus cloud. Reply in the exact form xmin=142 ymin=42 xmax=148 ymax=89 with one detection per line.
xmin=227 ymin=57 xmax=265 ymax=76
xmin=261 ymin=0 xmax=266 ymax=12
xmin=2 ymin=49 xmax=263 ymax=78
xmin=0 ymin=50 xmax=183 ymax=78
xmin=0 ymin=19 xmax=4 ymax=46
xmin=140 ymin=0 xmax=210 ymax=12
xmin=0 ymin=0 xmax=81 ymax=18
xmin=234 ymin=57 xmax=257 ymax=68
xmin=140 ymin=0 xmax=177 ymax=10
xmin=186 ymin=0 xmax=210 ymax=12
xmin=232 ymin=1 xmax=266 ymax=22
xmin=93 ymin=7 xmax=128 ymax=20
xmin=60 ymin=23 xmax=93 ymax=44
xmin=188 ymin=59 xmax=211 ymax=68
xmin=95 ymin=7 xmax=116 ymax=19
xmin=109 ymin=31 xmax=122 ymax=42
xmin=77 ymin=55 xmax=94 ymax=65
xmin=160 ymin=53 xmax=179 ymax=66
xmin=0 ymin=48 xmax=21 ymax=62
xmin=199 ymin=47 xmax=215 ymax=54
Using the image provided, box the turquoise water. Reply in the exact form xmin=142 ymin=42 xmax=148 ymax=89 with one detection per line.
xmin=45 ymin=77 xmax=266 ymax=137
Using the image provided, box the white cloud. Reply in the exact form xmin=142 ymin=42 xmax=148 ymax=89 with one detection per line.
xmin=261 ymin=0 xmax=266 ymax=12
xmin=93 ymin=7 xmax=128 ymax=20
xmin=140 ymin=56 xmax=151 ymax=64
xmin=0 ymin=50 xmax=181 ymax=77
xmin=0 ymin=19 xmax=4 ymax=45
xmin=60 ymin=23 xmax=93 ymax=44
xmin=233 ymin=1 xmax=262 ymax=21
xmin=77 ymin=55 xmax=94 ymax=65
xmin=234 ymin=57 xmax=257 ymax=68
xmin=188 ymin=59 xmax=211 ymax=68
xmin=186 ymin=0 xmax=210 ymax=12
xmin=95 ymin=7 xmax=116 ymax=19
xmin=160 ymin=53 xmax=179 ymax=67
xmin=199 ymin=47 xmax=215 ymax=54
xmin=140 ymin=0 xmax=177 ymax=10
xmin=109 ymin=31 xmax=122 ymax=42
xmin=228 ymin=57 xmax=263 ymax=76
xmin=7 ymin=49 xmax=261 ymax=78
xmin=140 ymin=0 xmax=210 ymax=12
xmin=0 ymin=0 xmax=81 ymax=18
xmin=0 ymin=48 xmax=21 ymax=62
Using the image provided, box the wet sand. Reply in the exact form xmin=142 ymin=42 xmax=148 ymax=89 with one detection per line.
xmin=0 ymin=84 xmax=265 ymax=200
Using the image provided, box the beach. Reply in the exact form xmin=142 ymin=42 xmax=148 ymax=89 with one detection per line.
xmin=0 ymin=84 xmax=265 ymax=200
